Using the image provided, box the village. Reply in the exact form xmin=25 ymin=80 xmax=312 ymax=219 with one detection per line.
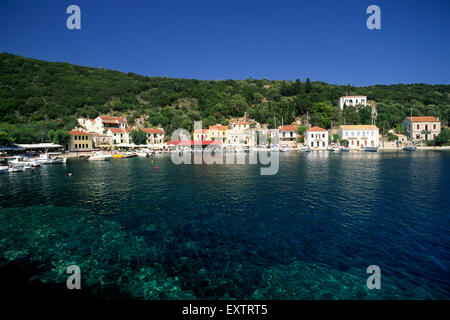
xmin=0 ymin=95 xmax=445 ymax=168
xmin=64 ymin=95 xmax=443 ymax=155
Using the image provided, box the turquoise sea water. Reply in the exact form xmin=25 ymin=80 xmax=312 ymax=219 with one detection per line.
xmin=0 ymin=151 xmax=449 ymax=299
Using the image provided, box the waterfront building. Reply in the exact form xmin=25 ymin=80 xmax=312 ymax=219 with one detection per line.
xmin=78 ymin=115 xmax=126 ymax=135
xmin=402 ymin=116 xmax=441 ymax=142
xmin=269 ymin=129 xmax=280 ymax=145
xmin=68 ymin=130 xmax=93 ymax=152
xmin=194 ymin=129 xmax=210 ymax=141
xmin=278 ymin=126 xmax=297 ymax=146
xmin=304 ymin=127 xmax=329 ymax=150
xmin=209 ymin=124 xmax=228 ymax=143
xmin=338 ymin=125 xmax=379 ymax=150
xmin=338 ymin=95 xmax=367 ymax=110
xmin=394 ymin=133 xmax=407 ymax=143
xmin=107 ymin=128 xmax=131 ymax=145
xmin=249 ymin=129 xmax=268 ymax=146
xmin=227 ymin=121 xmax=251 ymax=145
xmin=141 ymin=128 xmax=165 ymax=145
xmin=230 ymin=120 xmax=250 ymax=130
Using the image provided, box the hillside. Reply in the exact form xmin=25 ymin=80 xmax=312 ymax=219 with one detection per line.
xmin=0 ymin=52 xmax=449 ymax=144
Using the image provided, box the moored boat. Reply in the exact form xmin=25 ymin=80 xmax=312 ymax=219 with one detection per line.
xmin=89 ymin=151 xmax=111 ymax=161
xmin=362 ymin=147 xmax=378 ymax=152
xmin=299 ymin=146 xmax=311 ymax=152
xmin=403 ymin=145 xmax=417 ymax=151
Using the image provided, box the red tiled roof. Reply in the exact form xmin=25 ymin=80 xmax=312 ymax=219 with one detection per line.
xmin=69 ymin=130 xmax=90 ymax=135
xmin=407 ymin=116 xmax=439 ymax=122
xmin=279 ymin=126 xmax=296 ymax=131
xmin=102 ymin=120 xmax=121 ymax=124
xmin=99 ymin=115 xmax=125 ymax=122
xmin=108 ymin=128 xmax=129 ymax=134
xmin=306 ymin=126 xmax=327 ymax=132
xmin=141 ymin=128 xmax=164 ymax=134
xmin=194 ymin=129 xmax=208 ymax=133
xmin=167 ymin=140 xmax=221 ymax=146
xmin=209 ymin=125 xmax=228 ymax=130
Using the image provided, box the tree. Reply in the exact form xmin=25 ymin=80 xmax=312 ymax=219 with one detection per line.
xmin=130 ymin=130 xmax=147 ymax=145
xmin=0 ymin=130 xmax=15 ymax=145
xmin=434 ymin=128 xmax=450 ymax=146
xmin=310 ymin=102 xmax=334 ymax=129
xmin=297 ymin=125 xmax=308 ymax=135
xmin=48 ymin=130 xmax=70 ymax=146
xmin=305 ymin=78 xmax=312 ymax=94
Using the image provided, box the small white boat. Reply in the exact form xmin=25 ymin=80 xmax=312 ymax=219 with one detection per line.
xmin=340 ymin=146 xmax=350 ymax=152
xmin=136 ymin=152 xmax=149 ymax=157
xmin=8 ymin=164 xmax=25 ymax=172
xmin=403 ymin=145 xmax=417 ymax=151
xmin=0 ymin=166 xmax=9 ymax=174
xmin=36 ymin=154 xmax=54 ymax=164
xmin=362 ymin=146 xmax=378 ymax=152
xmin=37 ymin=153 xmax=67 ymax=164
xmin=299 ymin=146 xmax=311 ymax=152
xmin=8 ymin=156 xmax=41 ymax=169
xmin=89 ymin=151 xmax=111 ymax=161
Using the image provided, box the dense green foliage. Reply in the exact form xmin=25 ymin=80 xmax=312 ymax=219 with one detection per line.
xmin=428 ymin=128 xmax=450 ymax=146
xmin=130 ymin=130 xmax=147 ymax=145
xmin=0 ymin=53 xmax=449 ymax=144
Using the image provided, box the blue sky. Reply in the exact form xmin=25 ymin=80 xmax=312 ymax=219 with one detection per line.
xmin=0 ymin=0 xmax=449 ymax=85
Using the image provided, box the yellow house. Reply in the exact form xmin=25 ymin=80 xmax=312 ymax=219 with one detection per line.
xmin=208 ymin=125 xmax=228 ymax=143
xmin=68 ymin=130 xmax=93 ymax=151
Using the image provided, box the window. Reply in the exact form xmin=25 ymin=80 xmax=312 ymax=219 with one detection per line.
xmin=345 ymin=132 xmax=348 ymax=137
xmin=311 ymin=142 xmax=314 ymax=147
xmin=417 ymin=124 xmax=420 ymax=130
xmin=290 ymin=132 xmax=293 ymax=137
xmin=74 ymin=136 xmax=77 ymax=140
xmin=74 ymin=144 xmax=77 ymax=148
xmin=416 ymin=134 xmax=420 ymax=139
xmin=351 ymin=132 xmax=354 ymax=137
xmin=322 ymin=142 xmax=325 ymax=147
xmin=433 ymin=124 xmax=436 ymax=130
xmin=322 ymin=134 xmax=325 ymax=138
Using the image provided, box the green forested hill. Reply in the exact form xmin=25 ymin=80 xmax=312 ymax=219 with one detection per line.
xmin=0 ymin=52 xmax=449 ymax=144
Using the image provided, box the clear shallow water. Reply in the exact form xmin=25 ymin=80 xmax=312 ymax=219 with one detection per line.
xmin=0 ymin=151 xmax=449 ymax=299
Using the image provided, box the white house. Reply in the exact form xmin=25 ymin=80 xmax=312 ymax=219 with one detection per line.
xmin=279 ymin=126 xmax=297 ymax=146
xmin=338 ymin=96 xmax=367 ymax=110
xmin=141 ymin=128 xmax=165 ymax=145
xmin=107 ymin=128 xmax=131 ymax=145
xmin=402 ymin=116 xmax=441 ymax=142
xmin=338 ymin=125 xmax=379 ymax=150
xmin=227 ymin=121 xmax=251 ymax=145
xmin=78 ymin=115 xmax=126 ymax=135
xmin=304 ymin=126 xmax=329 ymax=150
